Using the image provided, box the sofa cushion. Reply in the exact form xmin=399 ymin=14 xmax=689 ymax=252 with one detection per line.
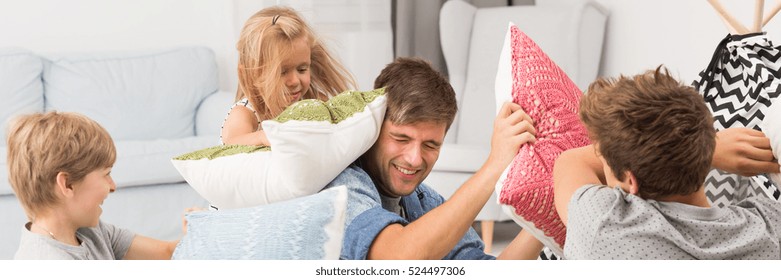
xmin=173 ymin=185 xmax=347 ymax=260
xmin=494 ymin=23 xmax=590 ymax=256
xmin=0 ymin=136 xmax=216 ymax=197
xmin=112 ymin=136 xmax=218 ymax=189
xmin=172 ymin=89 xmax=386 ymax=209
xmin=42 ymin=47 xmax=218 ymax=141
xmin=0 ymin=48 xmax=44 ymax=142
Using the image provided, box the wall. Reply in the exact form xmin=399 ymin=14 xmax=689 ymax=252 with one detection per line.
xmin=239 ymin=0 xmax=393 ymax=91
xmin=595 ymin=0 xmax=781 ymax=83
xmin=0 ymin=0 xmax=237 ymax=90
xmin=3 ymin=0 xmax=778 ymax=99
xmin=0 ymin=0 xmax=393 ymax=93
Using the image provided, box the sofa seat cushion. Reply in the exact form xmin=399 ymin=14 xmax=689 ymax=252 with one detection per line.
xmin=0 ymin=48 xmax=44 ymax=141
xmin=112 ymin=136 xmax=219 ymax=189
xmin=42 ymin=47 xmax=219 ymax=141
xmin=0 ymin=136 xmax=217 ymax=196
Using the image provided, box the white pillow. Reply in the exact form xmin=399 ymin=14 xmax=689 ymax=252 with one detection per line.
xmin=171 ymin=89 xmax=386 ymax=209
xmin=173 ymin=185 xmax=347 ymax=260
xmin=761 ymin=101 xmax=781 ymax=186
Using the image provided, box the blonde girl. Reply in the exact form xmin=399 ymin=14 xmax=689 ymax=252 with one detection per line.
xmin=220 ymin=6 xmax=356 ymax=146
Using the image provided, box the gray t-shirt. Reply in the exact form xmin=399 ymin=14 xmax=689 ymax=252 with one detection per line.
xmin=380 ymin=194 xmax=404 ymax=218
xmin=565 ymin=184 xmax=781 ymax=259
xmin=14 ymin=220 xmax=135 ymax=260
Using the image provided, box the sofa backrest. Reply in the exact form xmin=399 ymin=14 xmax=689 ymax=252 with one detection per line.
xmin=0 ymin=48 xmax=44 ymax=142
xmin=43 ymin=47 xmax=219 ymax=141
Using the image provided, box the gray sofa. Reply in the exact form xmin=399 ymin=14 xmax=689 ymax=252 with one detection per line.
xmin=0 ymin=46 xmax=233 ymax=259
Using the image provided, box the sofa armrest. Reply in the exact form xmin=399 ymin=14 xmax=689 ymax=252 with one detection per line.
xmin=431 ymin=143 xmax=489 ymax=173
xmin=195 ymin=90 xmax=234 ymax=137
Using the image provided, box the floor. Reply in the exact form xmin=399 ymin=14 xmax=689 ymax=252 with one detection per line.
xmin=472 ymin=220 xmax=522 ymax=256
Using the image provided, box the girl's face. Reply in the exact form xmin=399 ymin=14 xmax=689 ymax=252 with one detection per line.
xmin=280 ymin=37 xmax=311 ymax=105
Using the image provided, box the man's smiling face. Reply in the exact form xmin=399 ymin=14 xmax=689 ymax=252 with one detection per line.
xmin=362 ymin=120 xmax=446 ymax=197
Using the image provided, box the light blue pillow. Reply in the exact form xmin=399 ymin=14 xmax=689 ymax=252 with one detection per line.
xmin=172 ymin=186 xmax=347 ymax=260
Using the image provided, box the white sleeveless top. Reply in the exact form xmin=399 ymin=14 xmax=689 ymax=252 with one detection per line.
xmin=219 ymin=97 xmax=261 ymax=145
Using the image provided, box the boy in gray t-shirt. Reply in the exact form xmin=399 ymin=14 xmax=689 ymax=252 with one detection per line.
xmin=553 ymin=67 xmax=781 ymax=259
xmin=15 ymin=221 xmax=134 ymax=260
xmin=7 ymin=112 xmax=179 ymax=260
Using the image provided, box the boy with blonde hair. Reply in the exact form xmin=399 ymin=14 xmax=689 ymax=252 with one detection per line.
xmin=7 ymin=111 xmax=178 ymax=259
xmin=553 ymin=67 xmax=781 ymax=259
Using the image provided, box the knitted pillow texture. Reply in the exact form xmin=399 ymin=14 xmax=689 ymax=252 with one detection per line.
xmin=173 ymin=185 xmax=347 ymax=260
xmin=494 ymin=23 xmax=590 ymax=256
xmin=172 ymin=89 xmax=386 ymax=209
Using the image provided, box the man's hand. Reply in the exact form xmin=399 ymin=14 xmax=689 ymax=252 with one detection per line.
xmin=487 ymin=102 xmax=537 ymax=169
xmin=713 ymin=127 xmax=780 ymax=176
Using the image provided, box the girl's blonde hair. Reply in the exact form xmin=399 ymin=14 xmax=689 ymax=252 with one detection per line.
xmin=6 ymin=112 xmax=116 ymax=220
xmin=236 ymin=6 xmax=356 ymax=120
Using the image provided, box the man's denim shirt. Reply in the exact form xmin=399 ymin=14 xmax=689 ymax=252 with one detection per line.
xmin=323 ymin=164 xmax=494 ymax=260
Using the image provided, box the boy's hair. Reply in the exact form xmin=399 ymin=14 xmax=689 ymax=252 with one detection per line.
xmin=6 ymin=112 xmax=116 ymax=220
xmin=579 ymin=66 xmax=715 ymax=199
xmin=374 ymin=57 xmax=457 ymax=130
xmin=236 ymin=6 xmax=356 ymax=121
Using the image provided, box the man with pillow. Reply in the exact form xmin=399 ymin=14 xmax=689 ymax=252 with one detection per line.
xmin=323 ymin=57 xmax=542 ymax=260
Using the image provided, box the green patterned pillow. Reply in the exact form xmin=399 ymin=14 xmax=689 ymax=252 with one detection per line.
xmin=172 ymin=89 xmax=386 ymax=209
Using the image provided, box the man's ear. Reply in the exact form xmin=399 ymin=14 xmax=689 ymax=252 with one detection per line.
xmin=55 ymin=172 xmax=75 ymax=198
xmin=625 ymin=171 xmax=639 ymax=195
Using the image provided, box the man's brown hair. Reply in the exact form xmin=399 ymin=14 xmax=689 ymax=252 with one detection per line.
xmin=579 ymin=66 xmax=715 ymax=199
xmin=374 ymin=57 xmax=457 ymax=130
xmin=6 ymin=112 xmax=116 ymax=220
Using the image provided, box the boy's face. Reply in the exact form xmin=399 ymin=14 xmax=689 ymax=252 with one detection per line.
xmin=69 ymin=167 xmax=116 ymax=228
xmin=362 ymin=120 xmax=446 ymax=197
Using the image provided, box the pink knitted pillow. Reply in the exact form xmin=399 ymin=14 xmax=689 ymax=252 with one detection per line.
xmin=494 ymin=23 xmax=590 ymax=255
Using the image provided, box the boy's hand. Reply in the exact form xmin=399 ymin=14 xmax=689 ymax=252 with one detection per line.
xmin=487 ymin=102 xmax=537 ymax=169
xmin=713 ymin=127 xmax=780 ymax=176
xmin=182 ymin=207 xmax=205 ymax=235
